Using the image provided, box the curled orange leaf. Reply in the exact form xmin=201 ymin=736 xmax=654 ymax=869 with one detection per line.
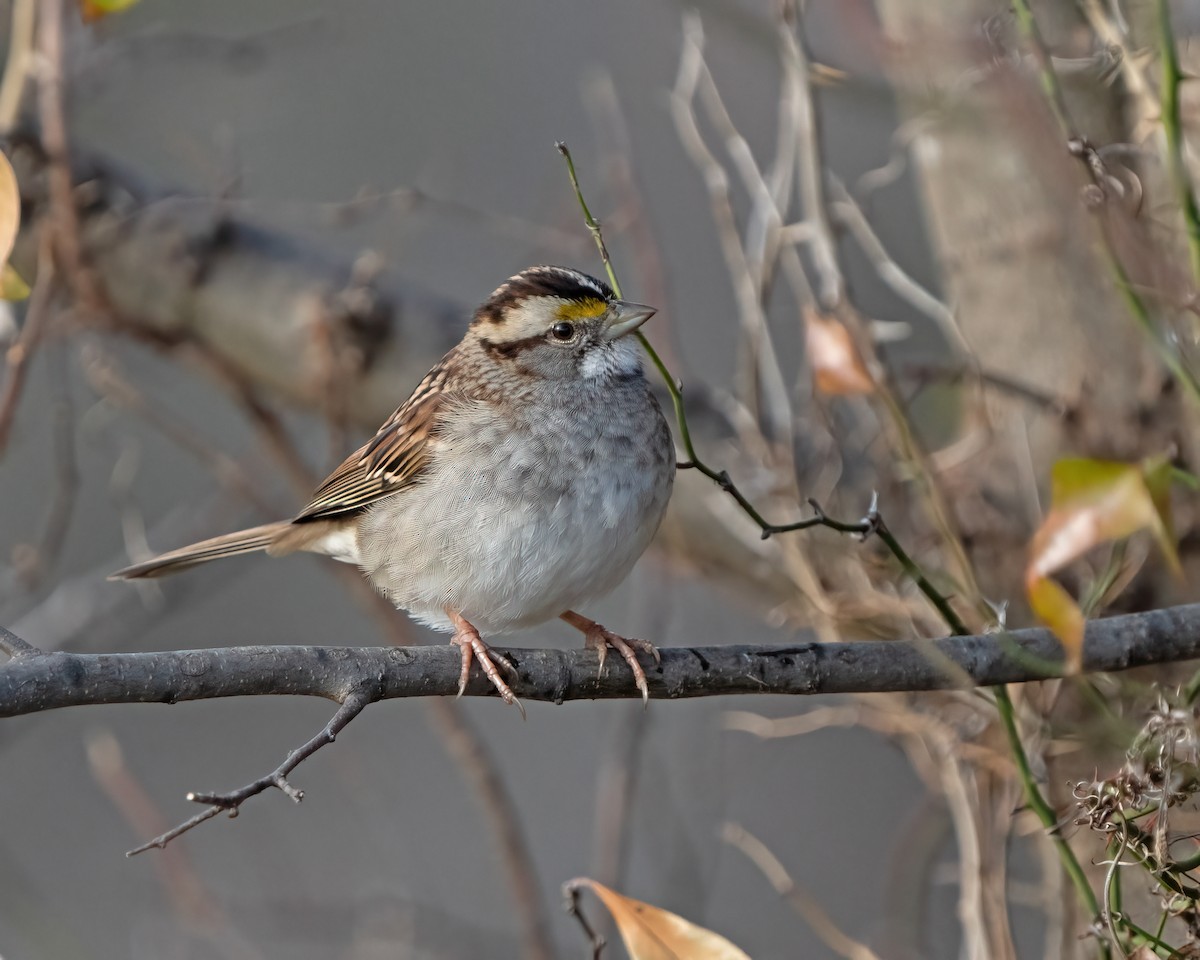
xmin=804 ymin=309 xmax=875 ymax=395
xmin=568 ymin=878 xmax=751 ymax=960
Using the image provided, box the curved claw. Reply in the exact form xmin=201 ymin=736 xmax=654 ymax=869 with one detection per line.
xmin=448 ymin=611 xmax=525 ymax=720
xmin=562 ymin=612 xmax=658 ymax=706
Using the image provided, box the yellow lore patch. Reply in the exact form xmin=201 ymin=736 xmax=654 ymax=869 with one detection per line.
xmin=556 ymin=298 xmax=607 ymax=321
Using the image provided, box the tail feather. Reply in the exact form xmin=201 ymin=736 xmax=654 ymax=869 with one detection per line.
xmin=109 ymin=522 xmax=292 ymax=580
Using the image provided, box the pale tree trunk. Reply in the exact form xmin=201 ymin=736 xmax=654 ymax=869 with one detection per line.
xmin=873 ymin=0 xmax=1191 ymax=606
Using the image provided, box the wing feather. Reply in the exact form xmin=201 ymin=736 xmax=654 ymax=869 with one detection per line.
xmin=294 ymin=363 xmax=450 ymax=522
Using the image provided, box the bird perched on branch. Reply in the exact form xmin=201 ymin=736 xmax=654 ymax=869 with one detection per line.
xmin=112 ymin=265 xmax=675 ymax=712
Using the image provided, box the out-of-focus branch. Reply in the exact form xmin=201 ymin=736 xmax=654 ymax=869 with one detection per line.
xmin=4 ymin=603 xmax=1200 ymax=715
xmin=0 ymin=0 xmax=34 ymax=134
xmin=0 ymin=229 xmax=54 ymax=458
xmin=723 ymin=822 xmax=883 ymax=960
xmin=5 ymin=133 xmax=458 ymax=427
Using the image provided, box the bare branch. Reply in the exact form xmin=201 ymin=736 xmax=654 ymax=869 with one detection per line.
xmin=126 ymin=688 xmax=373 ymax=855
xmin=3 ymin=604 xmax=1200 ymax=716
xmin=778 ymin=2 xmax=843 ymax=311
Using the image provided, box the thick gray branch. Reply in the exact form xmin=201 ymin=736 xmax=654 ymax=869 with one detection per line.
xmin=3 ymin=603 xmax=1199 ymax=717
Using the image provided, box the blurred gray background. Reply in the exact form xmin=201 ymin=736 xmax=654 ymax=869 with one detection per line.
xmin=0 ymin=1 xmax=983 ymax=957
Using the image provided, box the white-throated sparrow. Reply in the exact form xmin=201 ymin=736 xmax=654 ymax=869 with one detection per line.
xmin=112 ymin=265 xmax=676 ymax=710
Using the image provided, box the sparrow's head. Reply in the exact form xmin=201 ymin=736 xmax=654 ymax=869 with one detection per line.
xmin=469 ymin=265 xmax=655 ymax=382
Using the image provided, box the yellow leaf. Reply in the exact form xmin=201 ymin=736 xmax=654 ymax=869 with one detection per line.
xmin=80 ymin=0 xmax=140 ymax=22
xmin=1025 ymin=456 xmax=1183 ymax=670
xmin=0 ymin=264 xmax=29 ymax=301
xmin=805 ymin=310 xmax=874 ymax=395
xmin=1027 ymin=574 xmax=1086 ymax=672
xmin=571 ymin=878 xmax=751 ymax=960
xmin=1029 ymin=459 xmax=1160 ymax=579
xmin=0 ymin=150 xmax=20 ymax=269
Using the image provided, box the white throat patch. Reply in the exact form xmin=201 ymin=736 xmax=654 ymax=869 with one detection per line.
xmin=580 ymin=337 xmax=643 ymax=380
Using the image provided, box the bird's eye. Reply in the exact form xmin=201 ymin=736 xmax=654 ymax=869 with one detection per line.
xmin=551 ymin=321 xmax=575 ymax=341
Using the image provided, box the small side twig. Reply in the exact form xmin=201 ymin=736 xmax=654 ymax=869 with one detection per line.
xmin=0 ymin=625 xmax=42 ymax=659
xmin=127 ymin=688 xmax=374 ymax=855
xmin=562 ymin=879 xmax=607 ymax=960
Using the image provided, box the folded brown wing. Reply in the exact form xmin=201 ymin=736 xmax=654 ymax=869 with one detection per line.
xmin=294 ymin=363 xmax=449 ymax=522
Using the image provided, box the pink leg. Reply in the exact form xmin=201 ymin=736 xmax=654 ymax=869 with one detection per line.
xmin=560 ymin=610 xmax=660 ymax=705
xmin=448 ymin=610 xmax=525 ymax=720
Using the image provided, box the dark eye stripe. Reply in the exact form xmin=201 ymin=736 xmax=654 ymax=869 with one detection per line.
xmin=478 ymin=335 xmax=546 ymax=360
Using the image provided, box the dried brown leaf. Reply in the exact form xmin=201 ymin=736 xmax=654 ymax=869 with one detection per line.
xmin=805 ymin=310 xmax=874 ymax=395
xmin=570 ymin=878 xmax=751 ymax=960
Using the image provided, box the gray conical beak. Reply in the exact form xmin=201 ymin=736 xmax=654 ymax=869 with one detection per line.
xmin=601 ymin=300 xmax=656 ymax=340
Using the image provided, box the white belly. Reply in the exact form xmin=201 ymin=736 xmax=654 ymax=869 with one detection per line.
xmin=353 ymin=391 xmax=673 ymax=635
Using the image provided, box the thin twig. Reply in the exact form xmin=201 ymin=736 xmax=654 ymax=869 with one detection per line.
xmin=1102 ymin=828 xmax=1132 ymax=959
xmin=995 ymin=686 xmax=1104 ymax=949
xmin=36 ymin=0 xmax=102 ymax=309
xmin=0 ymin=0 xmax=36 ymax=134
xmin=677 ymin=17 xmax=794 ymax=437
xmin=722 ymin=822 xmax=882 ymax=960
xmin=0 ymin=230 xmax=55 ymax=459
xmin=562 ymin=880 xmax=607 ymax=960
xmin=778 ymin=0 xmax=843 ymax=310
xmin=127 ymin=689 xmax=374 ymax=855
xmin=826 ymin=176 xmax=970 ymax=358
xmin=1154 ymin=0 xmax=1200 ymax=290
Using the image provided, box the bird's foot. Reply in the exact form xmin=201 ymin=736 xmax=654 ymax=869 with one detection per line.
xmin=448 ymin=611 xmax=524 ymax=720
xmin=561 ymin=611 xmax=660 ymax=705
